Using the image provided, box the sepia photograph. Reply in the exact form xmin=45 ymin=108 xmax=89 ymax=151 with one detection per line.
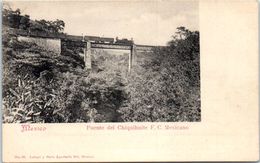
xmin=2 ymin=1 xmax=259 ymax=162
xmin=2 ymin=0 xmax=200 ymax=123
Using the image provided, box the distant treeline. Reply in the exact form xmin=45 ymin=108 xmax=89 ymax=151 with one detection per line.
xmin=3 ymin=7 xmax=65 ymax=34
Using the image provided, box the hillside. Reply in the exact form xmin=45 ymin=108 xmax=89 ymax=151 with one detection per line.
xmin=2 ymin=8 xmax=200 ymax=123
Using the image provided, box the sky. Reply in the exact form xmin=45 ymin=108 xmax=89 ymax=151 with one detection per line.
xmin=6 ymin=0 xmax=199 ymax=46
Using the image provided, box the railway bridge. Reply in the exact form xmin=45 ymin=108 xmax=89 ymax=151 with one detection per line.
xmin=12 ymin=29 xmax=159 ymax=72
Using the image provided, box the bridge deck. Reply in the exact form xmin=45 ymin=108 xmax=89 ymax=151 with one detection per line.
xmin=91 ymin=43 xmax=131 ymax=50
xmin=91 ymin=43 xmax=156 ymax=51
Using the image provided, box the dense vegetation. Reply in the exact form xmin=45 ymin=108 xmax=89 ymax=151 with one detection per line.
xmin=2 ymin=8 xmax=200 ymax=123
xmin=121 ymin=27 xmax=200 ymax=122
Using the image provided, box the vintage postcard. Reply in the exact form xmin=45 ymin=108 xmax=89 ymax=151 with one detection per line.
xmin=2 ymin=0 xmax=259 ymax=162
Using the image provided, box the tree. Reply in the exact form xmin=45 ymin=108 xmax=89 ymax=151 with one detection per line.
xmin=29 ymin=19 xmax=65 ymax=34
xmin=168 ymin=26 xmax=200 ymax=61
xmin=19 ymin=15 xmax=30 ymax=30
xmin=3 ymin=8 xmax=22 ymax=28
xmin=51 ymin=19 xmax=65 ymax=33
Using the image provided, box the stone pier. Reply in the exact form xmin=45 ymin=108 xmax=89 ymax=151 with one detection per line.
xmin=84 ymin=41 xmax=92 ymax=69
